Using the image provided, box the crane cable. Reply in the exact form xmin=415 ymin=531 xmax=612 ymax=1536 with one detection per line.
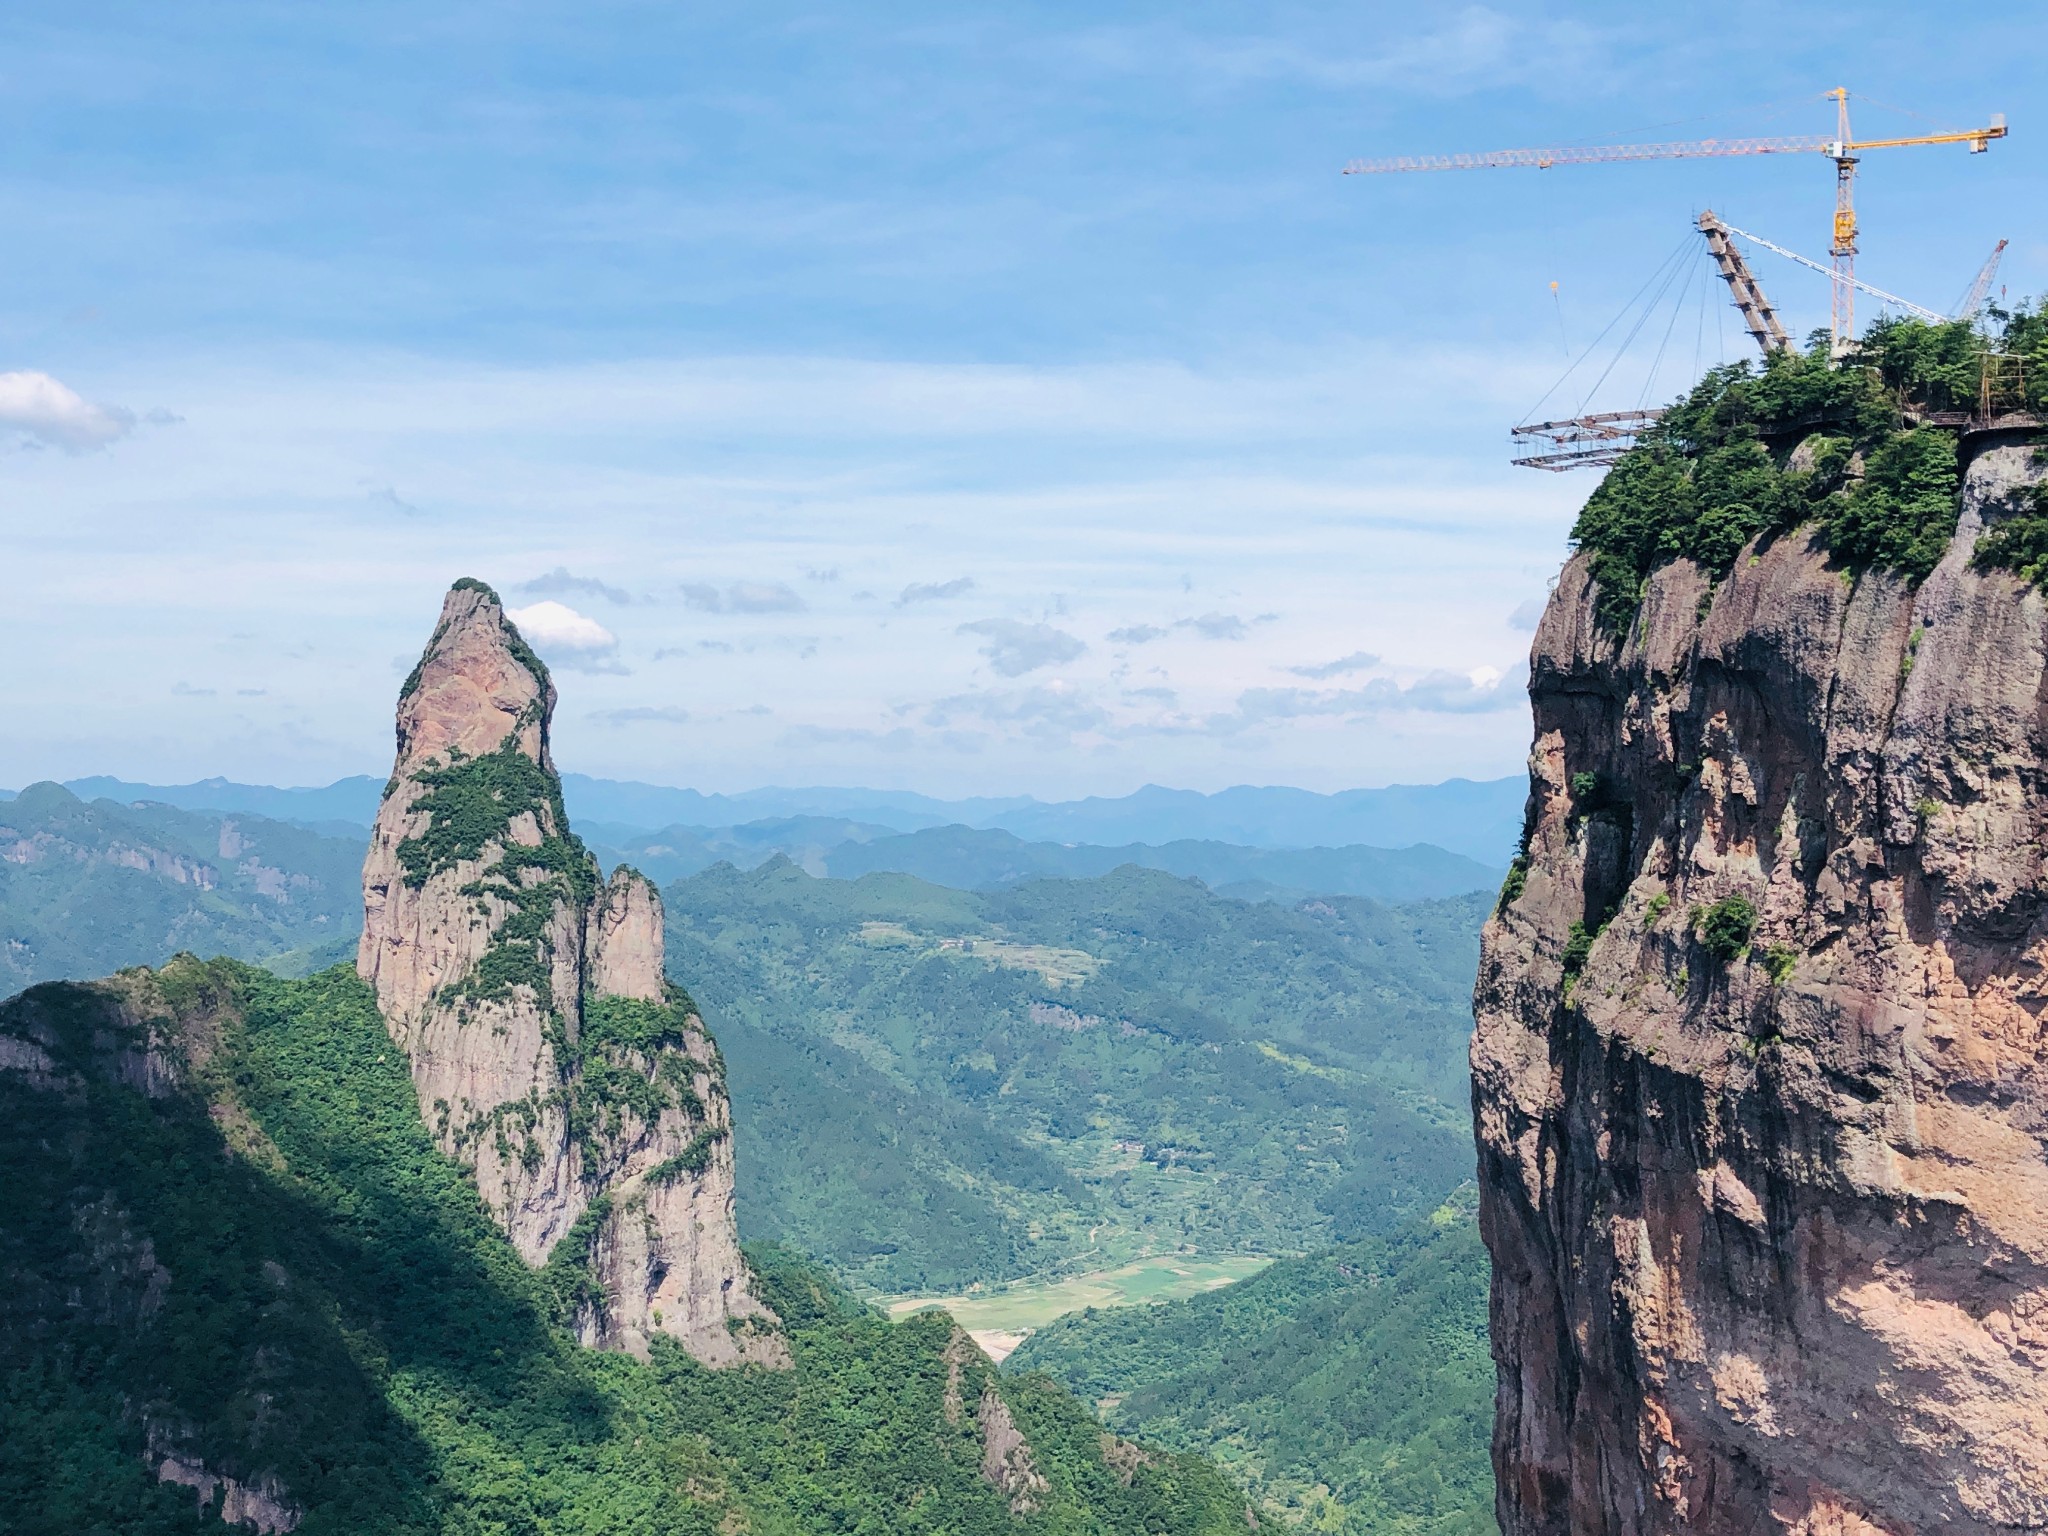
xmin=1572 ymin=232 xmax=1696 ymax=416
xmin=1516 ymin=230 xmax=1696 ymax=428
xmin=1638 ymin=243 xmax=1704 ymax=411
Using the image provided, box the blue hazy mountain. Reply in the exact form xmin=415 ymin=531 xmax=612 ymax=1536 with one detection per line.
xmin=821 ymin=825 xmax=1500 ymax=902
xmin=59 ymin=773 xmax=388 ymax=830
xmin=33 ymin=773 xmax=1527 ymax=863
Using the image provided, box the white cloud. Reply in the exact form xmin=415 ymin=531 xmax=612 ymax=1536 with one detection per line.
xmin=507 ymin=600 xmax=619 ymax=655
xmin=1508 ymin=598 xmax=1546 ymax=631
xmin=0 ymin=371 xmax=135 ymax=452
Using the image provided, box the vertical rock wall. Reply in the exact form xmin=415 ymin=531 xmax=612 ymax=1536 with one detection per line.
xmin=359 ymin=580 xmax=784 ymax=1367
xmin=1474 ymin=439 xmax=2048 ymax=1534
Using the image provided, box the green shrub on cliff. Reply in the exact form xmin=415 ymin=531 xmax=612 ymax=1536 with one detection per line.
xmin=1567 ymin=314 xmax=2038 ymax=630
xmin=1974 ymin=483 xmax=2048 ymax=586
xmin=1694 ymin=896 xmax=1758 ymax=962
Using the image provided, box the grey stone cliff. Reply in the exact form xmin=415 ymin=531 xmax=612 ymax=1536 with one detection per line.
xmin=1474 ymin=439 xmax=2048 ymax=1534
xmin=358 ymin=579 xmax=784 ymax=1367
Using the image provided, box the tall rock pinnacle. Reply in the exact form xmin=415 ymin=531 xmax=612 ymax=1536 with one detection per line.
xmin=359 ymin=578 xmax=785 ymax=1367
xmin=1473 ymin=442 xmax=2048 ymax=1531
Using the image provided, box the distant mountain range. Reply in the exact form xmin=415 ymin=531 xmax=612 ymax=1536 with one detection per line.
xmin=0 ymin=782 xmax=363 ymax=992
xmin=17 ymin=771 xmax=1528 ymax=864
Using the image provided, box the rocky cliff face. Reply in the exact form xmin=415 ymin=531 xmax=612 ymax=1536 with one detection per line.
xmin=1474 ymin=438 xmax=2048 ymax=1534
xmin=359 ymin=579 xmax=783 ymax=1367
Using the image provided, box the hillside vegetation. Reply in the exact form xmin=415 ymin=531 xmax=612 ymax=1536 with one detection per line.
xmin=1010 ymin=1199 xmax=1493 ymax=1535
xmin=0 ymin=783 xmax=362 ymax=991
xmin=667 ymin=861 xmax=1486 ymax=1292
xmin=821 ymin=827 xmax=1499 ymax=902
xmin=0 ymin=957 xmax=1246 ymax=1534
xmin=1573 ymin=311 xmax=2048 ymax=629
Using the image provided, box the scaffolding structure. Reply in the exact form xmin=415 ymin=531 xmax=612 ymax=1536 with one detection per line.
xmin=1510 ymin=409 xmax=1662 ymax=472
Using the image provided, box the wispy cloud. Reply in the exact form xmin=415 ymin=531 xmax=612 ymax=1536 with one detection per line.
xmin=924 ymin=683 xmax=1110 ymax=745
xmin=957 ymin=618 xmax=1087 ymax=677
xmin=896 ymin=576 xmax=976 ymax=606
xmin=368 ymin=486 xmax=425 ymax=517
xmin=524 ymin=567 xmax=633 ymax=604
xmin=1287 ymin=650 xmax=1380 ymax=679
xmin=1217 ymin=663 xmax=1528 ymax=731
xmin=1108 ymin=623 xmax=1167 ymax=645
xmin=1056 ymin=8 xmax=1617 ymax=98
xmin=1508 ymin=598 xmax=1546 ymax=631
xmin=1182 ymin=612 xmax=1248 ymax=641
xmin=681 ymin=580 xmax=806 ymax=614
xmin=591 ymin=705 xmax=689 ymax=726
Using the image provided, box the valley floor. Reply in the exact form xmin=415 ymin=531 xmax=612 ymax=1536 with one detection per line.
xmin=881 ymin=1253 xmax=1274 ymax=1361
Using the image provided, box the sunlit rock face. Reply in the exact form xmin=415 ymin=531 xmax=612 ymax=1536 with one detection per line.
xmin=359 ymin=579 xmax=785 ymax=1367
xmin=1474 ymin=443 xmax=2048 ymax=1533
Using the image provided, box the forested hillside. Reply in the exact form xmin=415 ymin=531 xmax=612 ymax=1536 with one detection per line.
xmin=0 ymin=956 xmax=1247 ymax=1533
xmin=1010 ymin=1199 xmax=1493 ymax=1535
xmin=0 ymin=784 xmax=362 ymax=991
xmin=820 ymin=826 xmax=1498 ymax=901
xmin=666 ymin=860 xmax=1486 ymax=1291
xmin=0 ymin=785 xmax=1492 ymax=1302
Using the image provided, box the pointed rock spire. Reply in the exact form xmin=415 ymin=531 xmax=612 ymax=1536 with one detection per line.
xmin=358 ymin=579 xmax=784 ymax=1367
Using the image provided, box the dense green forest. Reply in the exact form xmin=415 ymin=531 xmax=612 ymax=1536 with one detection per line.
xmin=665 ymin=860 xmax=1486 ymax=1292
xmin=1010 ymin=1197 xmax=1494 ymax=1535
xmin=0 ymin=783 xmax=362 ymax=992
xmin=0 ymin=956 xmax=1247 ymax=1534
xmin=1572 ymin=311 xmax=2048 ymax=629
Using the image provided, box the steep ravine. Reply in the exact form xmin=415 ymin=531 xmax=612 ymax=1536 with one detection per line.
xmin=1474 ymin=437 xmax=2048 ymax=1534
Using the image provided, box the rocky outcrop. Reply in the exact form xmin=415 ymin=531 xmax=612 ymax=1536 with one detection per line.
xmin=358 ymin=579 xmax=783 ymax=1367
xmin=1474 ymin=439 xmax=2048 ymax=1534
xmin=152 ymin=1432 xmax=301 ymax=1535
xmin=979 ymin=1383 xmax=1050 ymax=1515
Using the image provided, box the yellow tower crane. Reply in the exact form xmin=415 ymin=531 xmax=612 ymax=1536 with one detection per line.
xmin=1345 ymin=89 xmax=2006 ymax=358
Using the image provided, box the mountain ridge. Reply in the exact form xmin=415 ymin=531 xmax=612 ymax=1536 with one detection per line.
xmin=27 ymin=772 xmax=1527 ymax=863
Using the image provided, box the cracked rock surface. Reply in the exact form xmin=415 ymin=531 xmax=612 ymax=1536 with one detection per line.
xmin=1476 ymin=441 xmax=2048 ymax=1534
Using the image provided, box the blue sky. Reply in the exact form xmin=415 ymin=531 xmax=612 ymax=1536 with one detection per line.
xmin=4 ymin=2 xmax=2039 ymax=796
